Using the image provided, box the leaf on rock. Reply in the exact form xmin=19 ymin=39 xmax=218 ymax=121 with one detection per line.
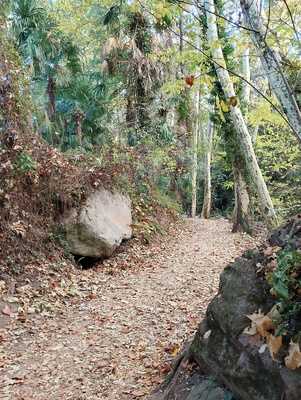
xmin=246 ymin=311 xmax=273 ymax=337
xmin=243 ymin=324 xmax=257 ymax=336
xmin=285 ymin=342 xmax=301 ymax=370
xmin=257 ymin=316 xmax=274 ymax=337
xmin=267 ymin=334 xmax=282 ymax=360
xmin=258 ymin=344 xmax=267 ymax=354
xmin=203 ymin=330 xmax=212 ymax=340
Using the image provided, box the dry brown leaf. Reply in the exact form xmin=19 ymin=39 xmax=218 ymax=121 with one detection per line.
xmin=0 ymin=281 xmax=6 ymax=294
xmin=266 ymin=259 xmax=278 ymax=271
xmin=159 ymin=363 xmax=172 ymax=374
xmin=1 ymin=304 xmax=12 ymax=317
xmin=165 ymin=343 xmax=181 ymax=357
xmin=257 ymin=316 xmax=274 ymax=337
xmin=247 ymin=310 xmax=265 ymax=323
xmin=17 ymin=311 xmax=27 ymax=323
xmin=243 ymin=324 xmax=257 ymax=336
xmin=11 ymin=220 xmax=27 ymax=238
xmin=267 ymin=334 xmax=282 ymax=360
xmin=285 ymin=342 xmax=301 ymax=370
xmin=171 ymin=344 xmax=181 ymax=357
xmin=247 ymin=311 xmax=273 ymax=338
xmin=132 ymin=389 xmax=148 ymax=397
xmin=264 ymin=246 xmax=281 ymax=257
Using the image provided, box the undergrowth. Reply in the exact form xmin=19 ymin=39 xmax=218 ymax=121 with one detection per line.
xmin=268 ymin=249 xmax=301 ymax=339
xmin=0 ymin=138 xmax=180 ymax=275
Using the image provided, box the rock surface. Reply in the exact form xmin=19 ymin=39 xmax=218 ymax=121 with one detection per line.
xmin=64 ymin=189 xmax=132 ymax=258
xmin=190 ymin=221 xmax=301 ymax=400
xmin=149 ymin=361 xmax=231 ymax=400
xmin=185 ymin=379 xmax=227 ymax=400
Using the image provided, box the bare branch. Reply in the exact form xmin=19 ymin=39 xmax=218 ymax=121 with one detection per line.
xmin=263 ymin=0 xmax=271 ymax=42
xmin=177 ymin=0 xmax=260 ymax=33
xmin=281 ymin=0 xmax=301 ymax=46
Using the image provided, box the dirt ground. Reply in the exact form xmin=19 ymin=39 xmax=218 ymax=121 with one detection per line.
xmin=1 ymin=218 xmax=261 ymax=400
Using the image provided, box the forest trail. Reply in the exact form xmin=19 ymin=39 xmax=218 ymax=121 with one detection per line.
xmin=2 ymin=218 xmax=258 ymax=400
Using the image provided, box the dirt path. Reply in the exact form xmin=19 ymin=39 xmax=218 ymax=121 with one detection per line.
xmin=1 ymin=218 xmax=259 ymax=400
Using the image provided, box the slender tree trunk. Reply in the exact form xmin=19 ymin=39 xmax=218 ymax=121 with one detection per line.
xmin=179 ymin=14 xmax=184 ymax=75
xmin=252 ymin=124 xmax=259 ymax=144
xmin=240 ymin=0 xmax=301 ymax=143
xmin=47 ymin=75 xmax=56 ymax=120
xmin=204 ymin=0 xmax=277 ymax=229
xmin=241 ymin=47 xmax=251 ymax=108
xmin=191 ymin=87 xmax=200 ymax=218
xmin=232 ymin=154 xmax=251 ymax=233
xmin=231 ymin=46 xmax=252 ymax=232
xmin=74 ymin=110 xmax=84 ymax=146
xmin=201 ymin=119 xmax=213 ymax=219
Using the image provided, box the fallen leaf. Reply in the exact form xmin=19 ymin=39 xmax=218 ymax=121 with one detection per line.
xmin=247 ymin=311 xmax=273 ymax=338
xmin=1 ymin=305 xmax=12 ymax=317
xmin=170 ymin=343 xmax=181 ymax=357
xmin=165 ymin=343 xmax=180 ymax=356
xmin=257 ymin=316 xmax=274 ymax=337
xmin=17 ymin=312 xmax=27 ymax=323
xmin=264 ymin=246 xmax=281 ymax=257
xmin=259 ymin=344 xmax=267 ymax=354
xmin=267 ymin=334 xmax=282 ymax=360
xmin=267 ymin=305 xmax=281 ymax=322
xmin=159 ymin=363 xmax=171 ymax=374
xmin=132 ymin=389 xmax=147 ymax=397
xmin=121 ymin=326 xmax=131 ymax=334
xmin=285 ymin=341 xmax=301 ymax=370
xmin=243 ymin=324 xmax=257 ymax=336
xmin=10 ymin=220 xmax=27 ymax=238
xmin=203 ymin=330 xmax=212 ymax=339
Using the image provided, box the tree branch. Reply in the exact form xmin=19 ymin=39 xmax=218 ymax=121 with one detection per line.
xmin=137 ymin=0 xmax=295 ymax=135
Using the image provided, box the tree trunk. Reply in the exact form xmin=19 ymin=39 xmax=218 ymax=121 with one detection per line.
xmin=240 ymin=0 xmax=301 ymax=143
xmin=179 ymin=14 xmax=184 ymax=75
xmin=232 ymin=154 xmax=251 ymax=233
xmin=47 ymin=75 xmax=56 ymax=120
xmin=201 ymin=119 xmax=213 ymax=219
xmin=241 ymin=47 xmax=251 ymax=109
xmin=230 ymin=45 xmax=252 ymax=232
xmin=74 ymin=110 xmax=84 ymax=146
xmin=204 ymin=0 xmax=277 ymax=229
xmin=191 ymin=72 xmax=201 ymax=218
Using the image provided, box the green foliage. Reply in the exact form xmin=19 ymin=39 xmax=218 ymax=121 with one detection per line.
xmin=256 ymin=125 xmax=301 ymax=219
xmin=103 ymin=3 xmax=122 ymax=26
xmin=269 ymin=249 xmax=301 ymax=338
xmin=48 ymin=225 xmax=73 ymax=260
xmin=15 ymin=152 xmax=37 ymax=173
xmin=0 ymin=24 xmax=31 ymax=134
xmin=4 ymin=0 xmax=301 ymax=224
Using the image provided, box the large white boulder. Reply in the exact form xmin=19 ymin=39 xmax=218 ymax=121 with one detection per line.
xmin=64 ymin=189 xmax=132 ymax=258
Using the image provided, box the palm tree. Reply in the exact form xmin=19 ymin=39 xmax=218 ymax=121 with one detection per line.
xmin=10 ymin=0 xmax=81 ymax=122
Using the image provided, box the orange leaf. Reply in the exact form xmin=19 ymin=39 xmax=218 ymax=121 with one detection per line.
xmin=246 ymin=311 xmax=273 ymax=338
xmin=267 ymin=334 xmax=282 ymax=360
xmin=285 ymin=342 xmax=301 ymax=370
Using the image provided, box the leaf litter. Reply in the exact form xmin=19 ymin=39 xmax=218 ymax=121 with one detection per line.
xmin=1 ymin=218 xmax=260 ymax=400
